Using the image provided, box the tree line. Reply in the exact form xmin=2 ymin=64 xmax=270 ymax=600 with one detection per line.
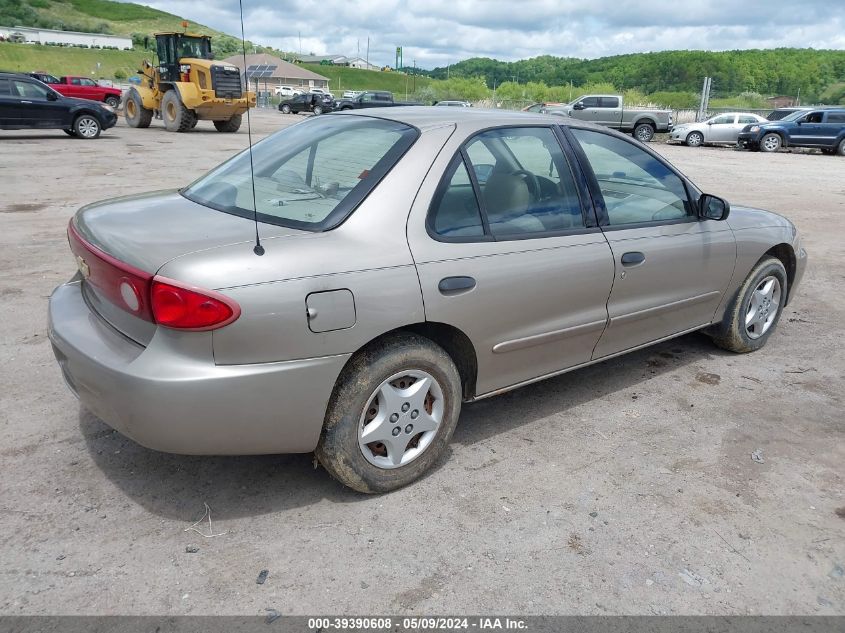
xmin=424 ymin=49 xmax=845 ymax=104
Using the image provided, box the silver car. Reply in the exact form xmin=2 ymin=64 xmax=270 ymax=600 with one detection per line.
xmin=669 ymin=112 xmax=769 ymax=147
xmin=48 ymin=108 xmax=807 ymax=492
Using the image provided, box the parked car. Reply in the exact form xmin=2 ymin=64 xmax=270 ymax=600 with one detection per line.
xmin=766 ymin=107 xmax=811 ymax=121
xmin=0 ymin=72 xmax=117 ymax=138
xmin=737 ymin=108 xmax=845 ymax=154
xmin=668 ymin=112 xmax=768 ymax=147
xmin=341 ymin=90 xmax=364 ymax=99
xmin=273 ymin=85 xmax=302 ymax=98
xmin=48 ymin=110 xmax=806 ymax=492
xmin=309 ymin=87 xmax=330 ymax=96
xmin=336 ymin=90 xmax=419 ymax=110
xmin=434 ymin=100 xmax=472 ymax=107
xmin=27 ymin=72 xmax=123 ymax=109
xmin=278 ymin=92 xmax=335 ymax=115
xmin=544 ymin=94 xmax=672 ymax=141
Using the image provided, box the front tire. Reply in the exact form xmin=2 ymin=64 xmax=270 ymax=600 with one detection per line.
xmin=124 ymin=88 xmax=152 ymax=128
xmin=312 ymin=105 xmax=323 ymax=115
xmin=685 ymin=131 xmax=704 ymax=147
xmin=634 ymin=122 xmax=655 ymax=142
xmin=316 ymin=334 xmax=462 ymax=493
xmin=213 ymin=115 xmax=242 ymax=132
xmin=161 ymin=90 xmax=194 ymax=132
xmin=760 ymin=133 xmax=782 ymax=153
xmin=73 ymin=114 xmax=101 ymax=139
xmin=709 ymin=257 xmax=787 ymax=353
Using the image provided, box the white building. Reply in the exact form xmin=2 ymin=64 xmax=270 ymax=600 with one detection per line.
xmin=0 ymin=26 xmax=132 ymax=50
xmin=346 ymin=57 xmax=380 ymax=71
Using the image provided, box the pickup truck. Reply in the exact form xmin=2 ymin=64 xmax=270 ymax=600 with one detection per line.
xmin=27 ymin=73 xmax=123 ymax=109
xmin=335 ymin=90 xmax=419 ymax=110
xmin=737 ymin=107 xmax=845 ymax=155
xmin=544 ymin=94 xmax=672 ymax=142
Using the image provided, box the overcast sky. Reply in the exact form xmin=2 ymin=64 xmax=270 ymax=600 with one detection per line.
xmin=141 ymin=1 xmax=845 ymax=69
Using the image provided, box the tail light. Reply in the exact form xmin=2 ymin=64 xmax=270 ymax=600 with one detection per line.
xmin=151 ymin=277 xmax=240 ymax=330
xmin=67 ymin=220 xmax=239 ymax=331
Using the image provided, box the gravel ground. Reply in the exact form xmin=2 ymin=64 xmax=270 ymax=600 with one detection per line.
xmin=0 ymin=111 xmax=843 ymax=615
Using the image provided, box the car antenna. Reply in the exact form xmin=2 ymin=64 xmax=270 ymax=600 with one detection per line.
xmin=238 ymin=0 xmax=264 ymax=256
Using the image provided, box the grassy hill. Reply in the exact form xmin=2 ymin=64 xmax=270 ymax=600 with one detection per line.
xmin=0 ymin=40 xmax=144 ymax=77
xmin=300 ymin=63 xmax=431 ymax=97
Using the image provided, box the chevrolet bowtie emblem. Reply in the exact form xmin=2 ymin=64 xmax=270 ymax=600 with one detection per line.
xmin=76 ymin=255 xmax=90 ymax=279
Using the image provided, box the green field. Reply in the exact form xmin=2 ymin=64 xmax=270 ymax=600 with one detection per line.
xmin=0 ymin=41 xmax=146 ymax=77
xmin=299 ymin=63 xmax=431 ymax=97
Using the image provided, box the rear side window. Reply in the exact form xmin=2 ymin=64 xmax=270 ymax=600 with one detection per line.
xmin=184 ymin=116 xmax=418 ymax=231
xmin=0 ymin=78 xmax=9 ymax=96
xmin=600 ymin=97 xmax=619 ymax=108
xmin=738 ymin=115 xmax=759 ymax=124
xmin=826 ymin=112 xmax=845 ymax=123
xmin=428 ymin=127 xmax=585 ymax=241
xmin=428 ymin=158 xmax=485 ymax=238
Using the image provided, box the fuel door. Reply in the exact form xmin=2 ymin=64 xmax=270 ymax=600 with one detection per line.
xmin=306 ymin=289 xmax=356 ymax=333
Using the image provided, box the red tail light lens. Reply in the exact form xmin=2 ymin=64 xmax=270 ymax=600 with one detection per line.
xmin=151 ymin=277 xmax=240 ymax=331
xmin=68 ymin=220 xmax=240 ymax=331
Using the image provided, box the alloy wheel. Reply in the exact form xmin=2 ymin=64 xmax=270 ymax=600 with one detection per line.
xmin=76 ymin=117 xmax=100 ymax=138
xmin=745 ymin=275 xmax=781 ymax=339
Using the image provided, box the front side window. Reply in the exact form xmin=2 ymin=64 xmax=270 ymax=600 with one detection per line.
xmin=11 ymin=80 xmax=50 ymax=100
xmin=184 ymin=116 xmax=418 ymax=230
xmin=428 ymin=127 xmax=585 ymax=240
xmin=80 ymin=78 xmax=97 ymax=87
xmin=711 ymin=114 xmax=735 ymax=125
xmin=571 ymin=128 xmax=691 ymax=226
xmin=579 ymin=97 xmax=599 ymax=108
xmin=805 ymin=112 xmax=824 ymax=123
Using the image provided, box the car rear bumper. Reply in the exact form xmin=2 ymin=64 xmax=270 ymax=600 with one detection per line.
xmin=47 ymin=280 xmax=349 ymax=455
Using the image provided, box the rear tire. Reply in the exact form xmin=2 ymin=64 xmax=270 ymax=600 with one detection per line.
xmin=709 ymin=257 xmax=787 ymax=353
xmin=280 ymin=104 xmax=291 ymax=114
xmin=213 ymin=115 xmax=242 ymax=132
xmin=104 ymin=95 xmax=120 ymax=109
xmin=634 ymin=122 xmax=655 ymax=142
xmin=124 ymin=88 xmax=152 ymax=128
xmin=685 ymin=131 xmax=704 ymax=147
xmin=760 ymin=133 xmax=782 ymax=152
xmin=837 ymin=138 xmax=845 ymax=156
xmin=73 ymin=114 xmax=101 ymax=139
xmin=161 ymin=90 xmax=194 ymax=132
xmin=316 ymin=333 xmax=462 ymax=493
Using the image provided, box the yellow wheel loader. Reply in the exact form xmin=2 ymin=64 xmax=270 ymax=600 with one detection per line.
xmin=125 ymin=32 xmax=255 ymax=133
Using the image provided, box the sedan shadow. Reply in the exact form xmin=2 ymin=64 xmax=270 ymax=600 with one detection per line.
xmin=81 ymin=332 xmax=721 ymax=520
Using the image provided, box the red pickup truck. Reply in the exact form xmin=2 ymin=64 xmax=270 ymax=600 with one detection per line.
xmin=27 ymin=72 xmax=122 ymax=108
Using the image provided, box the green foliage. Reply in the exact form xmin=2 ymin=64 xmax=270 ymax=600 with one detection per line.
xmin=709 ymin=91 xmax=769 ymax=109
xmin=67 ymin=0 xmax=170 ymax=21
xmin=646 ymin=91 xmax=699 ymax=109
xmin=429 ymin=49 xmax=845 ymax=103
xmin=298 ymin=63 xmax=432 ymax=97
xmin=819 ymin=82 xmax=845 ymax=105
xmin=112 ymin=67 xmax=125 ymax=79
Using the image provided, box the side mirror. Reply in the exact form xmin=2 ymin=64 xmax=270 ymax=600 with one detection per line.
xmin=46 ymin=91 xmax=58 ymax=101
xmin=573 ymin=102 xmax=585 ymax=110
xmin=699 ymin=194 xmax=730 ymax=221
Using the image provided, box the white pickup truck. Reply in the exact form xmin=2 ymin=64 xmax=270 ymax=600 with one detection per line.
xmin=544 ymin=94 xmax=673 ymax=142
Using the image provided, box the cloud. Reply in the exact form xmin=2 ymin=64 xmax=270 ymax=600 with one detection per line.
xmin=139 ymin=0 xmax=845 ymax=68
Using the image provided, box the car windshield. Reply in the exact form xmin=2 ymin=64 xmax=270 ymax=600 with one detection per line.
xmin=778 ymin=110 xmax=808 ymax=122
xmin=183 ymin=116 xmax=418 ymax=231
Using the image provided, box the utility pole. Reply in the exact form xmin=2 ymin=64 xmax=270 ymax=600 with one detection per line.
xmin=366 ymin=36 xmax=369 ymax=68
xmin=298 ymin=31 xmax=301 ymax=58
xmin=413 ymin=59 xmax=416 ymax=92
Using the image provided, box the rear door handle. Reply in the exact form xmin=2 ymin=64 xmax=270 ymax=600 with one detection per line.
xmin=438 ymin=276 xmax=476 ymax=295
xmin=620 ymin=251 xmax=646 ymax=266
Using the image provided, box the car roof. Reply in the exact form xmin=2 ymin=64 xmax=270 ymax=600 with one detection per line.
xmin=335 ymin=106 xmax=583 ymax=131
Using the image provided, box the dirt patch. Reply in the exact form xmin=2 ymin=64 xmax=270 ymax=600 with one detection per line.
xmin=1 ymin=203 xmax=44 ymax=213
xmin=696 ymin=371 xmax=721 ymax=385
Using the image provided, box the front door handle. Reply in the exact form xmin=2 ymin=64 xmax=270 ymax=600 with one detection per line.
xmin=620 ymin=251 xmax=646 ymax=266
xmin=438 ymin=276 xmax=476 ymax=295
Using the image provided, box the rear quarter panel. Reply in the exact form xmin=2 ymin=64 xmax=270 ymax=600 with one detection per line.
xmin=157 ymin=120 xmax=457 ymax=365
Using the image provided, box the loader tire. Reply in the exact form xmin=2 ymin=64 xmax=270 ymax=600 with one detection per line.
xmin=162 ymin=90 xmax=194 ymax=132
xmin=214 ymin=115 xmax=242 ymax=133
xmin=124 ymin=89 xmax=152 ymax=128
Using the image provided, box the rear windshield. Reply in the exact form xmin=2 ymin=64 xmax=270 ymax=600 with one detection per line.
xmin=183 ymin=115 xmax=418 ymax=231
